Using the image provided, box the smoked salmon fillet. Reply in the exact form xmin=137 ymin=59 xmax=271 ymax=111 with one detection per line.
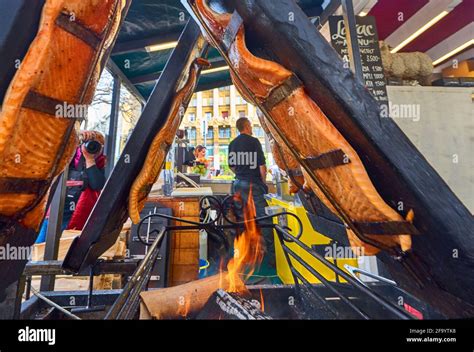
xmin=256 ymin=109 xmax=304 ymax=194
xmin=194 ymin=0 xmax=414 ymax=255
xmin=128 ymin=58 xmax=210 ymax=224
xmin=0 ymin=0 xmax=126 ymax=231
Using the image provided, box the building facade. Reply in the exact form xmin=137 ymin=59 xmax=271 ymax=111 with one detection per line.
xmin=181 ymin=85 xmax=267 ymax=175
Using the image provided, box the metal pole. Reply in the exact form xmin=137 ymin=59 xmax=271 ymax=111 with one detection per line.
xmin=105 ymin=228 xmax=166 ymax=320
xmin=316 ymin=0 xmax=342 ymax=27
xmin=276 ymin=225 xmax=414 ymax=320
xmin=105 ymin=75 xmax=121 ymax=177
xmin=107 ymin=59 xmax=146 ymax=106
xmin=341 ymin=0 xmax=364 ymax=83
xmin=40 ymin=171 xmax=68 ymax=291
xmin=12 ymin=278 xmax=26 ymax=320
xmin=30 ymin=287 xmax=81 ymax=320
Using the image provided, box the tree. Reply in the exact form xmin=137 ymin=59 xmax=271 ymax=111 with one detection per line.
xmin=85 ymin=69 xmax=142 ymax=153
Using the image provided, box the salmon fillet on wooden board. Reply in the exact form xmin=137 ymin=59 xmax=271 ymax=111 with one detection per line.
xmin=258 ymin=109 xmax=378 ymax=255
xmin=0 ymin=0 xmax=126 ymax=231
xmin=256 ymin=109 xmax=304 ymax=194
xmin=194 ymin=0 xmax=414 ymax=255
xmin=128 ymin=57 xmax=210 ymax=224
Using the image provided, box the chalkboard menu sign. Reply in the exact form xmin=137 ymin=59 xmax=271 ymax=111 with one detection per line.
xmin=329 ymin=16 xmax=388 ymax=104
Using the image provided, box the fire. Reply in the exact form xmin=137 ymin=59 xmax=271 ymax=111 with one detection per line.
xmin=225 ymin=186 xmax=264 ymax=293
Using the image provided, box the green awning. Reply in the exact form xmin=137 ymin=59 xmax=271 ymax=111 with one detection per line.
xmin=110 ymin=0 xmax=325 ymax=100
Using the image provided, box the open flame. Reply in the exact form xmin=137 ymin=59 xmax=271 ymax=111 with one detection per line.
xmin=225 ymin=185 xmax=264 ymax=293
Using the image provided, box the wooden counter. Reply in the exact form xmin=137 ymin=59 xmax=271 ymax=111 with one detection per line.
xmin=148 ymin=196 xmax=200 ymax=287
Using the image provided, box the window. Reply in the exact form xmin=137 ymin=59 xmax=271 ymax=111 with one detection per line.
xmin=253 ymin=126 xmax=264 ymax=138
xmin=206 ymin=146 xmax=214 ymax=157
xmin=238 ymin=110 xmax=246 ymax=118
xmin=206 ymin=127 xmax=214 ymax=139
xmin=221 ymin=111 xmax=229 ymax=119
xmin=187 ymin=127 xmax=197 ymax=140
xmin=218 ymin=145 xmax=230 ymax=174
xmin=113 ymin=80 xmax=142 ymax=163
xmin=205 ymin=112 xmax=212 ymax=121
xmin=219 ymin=97 xmax=230 ymax=105
xmin=188 ymin=113 xmax=196 ymax=122
xmin=219 ymin=86 xmax=230 ymax=91
xmin=88 ymin=69 xmax=114 ymax=136
xmin=203 ymin=98 xmax=213 ymax=106
xmin=235 ymin=96 xmax=246 ymax=105
xmin=219 ymin=126 xmax=231 ymax=138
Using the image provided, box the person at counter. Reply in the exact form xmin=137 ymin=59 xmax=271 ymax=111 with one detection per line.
xmin=228 ymin=117 xmax=276 ymax=278
xmin=191 ymin=145 xmax=210 ymax=176
xmin=184 ymin=145 xmax=210 ymax=176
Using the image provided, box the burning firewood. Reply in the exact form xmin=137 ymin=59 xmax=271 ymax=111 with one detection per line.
xmin=197 ymin=289 xmax=271 ymax=320
xmin=140 ymin=273 xmax=237 ymax=319
xmin=140 ymin=125 xmax=272 ymax=319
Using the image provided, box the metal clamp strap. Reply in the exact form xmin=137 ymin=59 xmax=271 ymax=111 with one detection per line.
xmin=56 ymin=11 xmax=102 ymax=50
xmin=0 ymin=177 xmax=49 ymax=195
xmin=305 ymin=149 xmax=350 ymax=170
xmin=262 ymin=74 xmax=303 ymax=112
xmin=221 ymin=10 xmax=243 ymax=51
xmin=353 ymin=221 xmax=421 ymax=235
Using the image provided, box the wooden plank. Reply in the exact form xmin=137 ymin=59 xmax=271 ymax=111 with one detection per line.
xmin=149 ymin=196 xmax=200 ymax=286
xmin=172 ymin=230 xmax=200 ymax=249
xmin=0 ymin=0 xmax=45 ymax=103
xmin=62 ymin=21 xmax=205 ymax=274
xmin=32 ymin=230 xmax=126 ymax=262
xmin=215 ymin=0 xmax=474 ymax=317
xmin=150 ymin=196 xmax=201 ymax=216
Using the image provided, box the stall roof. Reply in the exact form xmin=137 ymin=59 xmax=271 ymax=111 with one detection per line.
xmin=109 ymin=0 xmax=326 ymax=101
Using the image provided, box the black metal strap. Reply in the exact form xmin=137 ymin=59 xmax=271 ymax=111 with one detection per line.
xmin=221 ymin=10 xmax=243 ymax=51
xmin=0 ymin=177 xmax=49 ymax=194
xmin=306 ymin=149 xmax=350 ymax=170
xmin=354 ymin=221 xmax=420 ymax=236
xmin=22 ymin=90 xmax=66 ymax=117
xmin=287 ymin=168 xmax=303 ymax=177
xmin=22 ymin=90 xmax=86 ymax=120
xmin=55 ymin=12 xmax=102 ymax=50
xmin=262 ymin=74 xmax=303 ymax=111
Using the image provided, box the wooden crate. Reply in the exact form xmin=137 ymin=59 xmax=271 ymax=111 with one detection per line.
xmin=149 ymin=196 xmax=200 ymax=286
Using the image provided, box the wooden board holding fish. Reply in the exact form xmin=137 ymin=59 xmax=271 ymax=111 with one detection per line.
xmin=128 ymin=57 xmax=210 ymax=224
xmin=0 ymin=0 xmax=128 ymax=295
xmin=61 ymin=22 xmax=208 ymax=274
xmin=187 ymin=0 xmax=474 ymax=317
xmin=194 ymin=0 xmax=414 ymax=260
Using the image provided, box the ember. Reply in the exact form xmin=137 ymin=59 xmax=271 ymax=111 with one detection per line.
xmin=197 ymin=289 xmax=271 ymax=320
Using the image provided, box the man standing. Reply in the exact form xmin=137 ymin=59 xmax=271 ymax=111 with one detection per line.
xmin=228 ymin=117 xmax=276 ymax=278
